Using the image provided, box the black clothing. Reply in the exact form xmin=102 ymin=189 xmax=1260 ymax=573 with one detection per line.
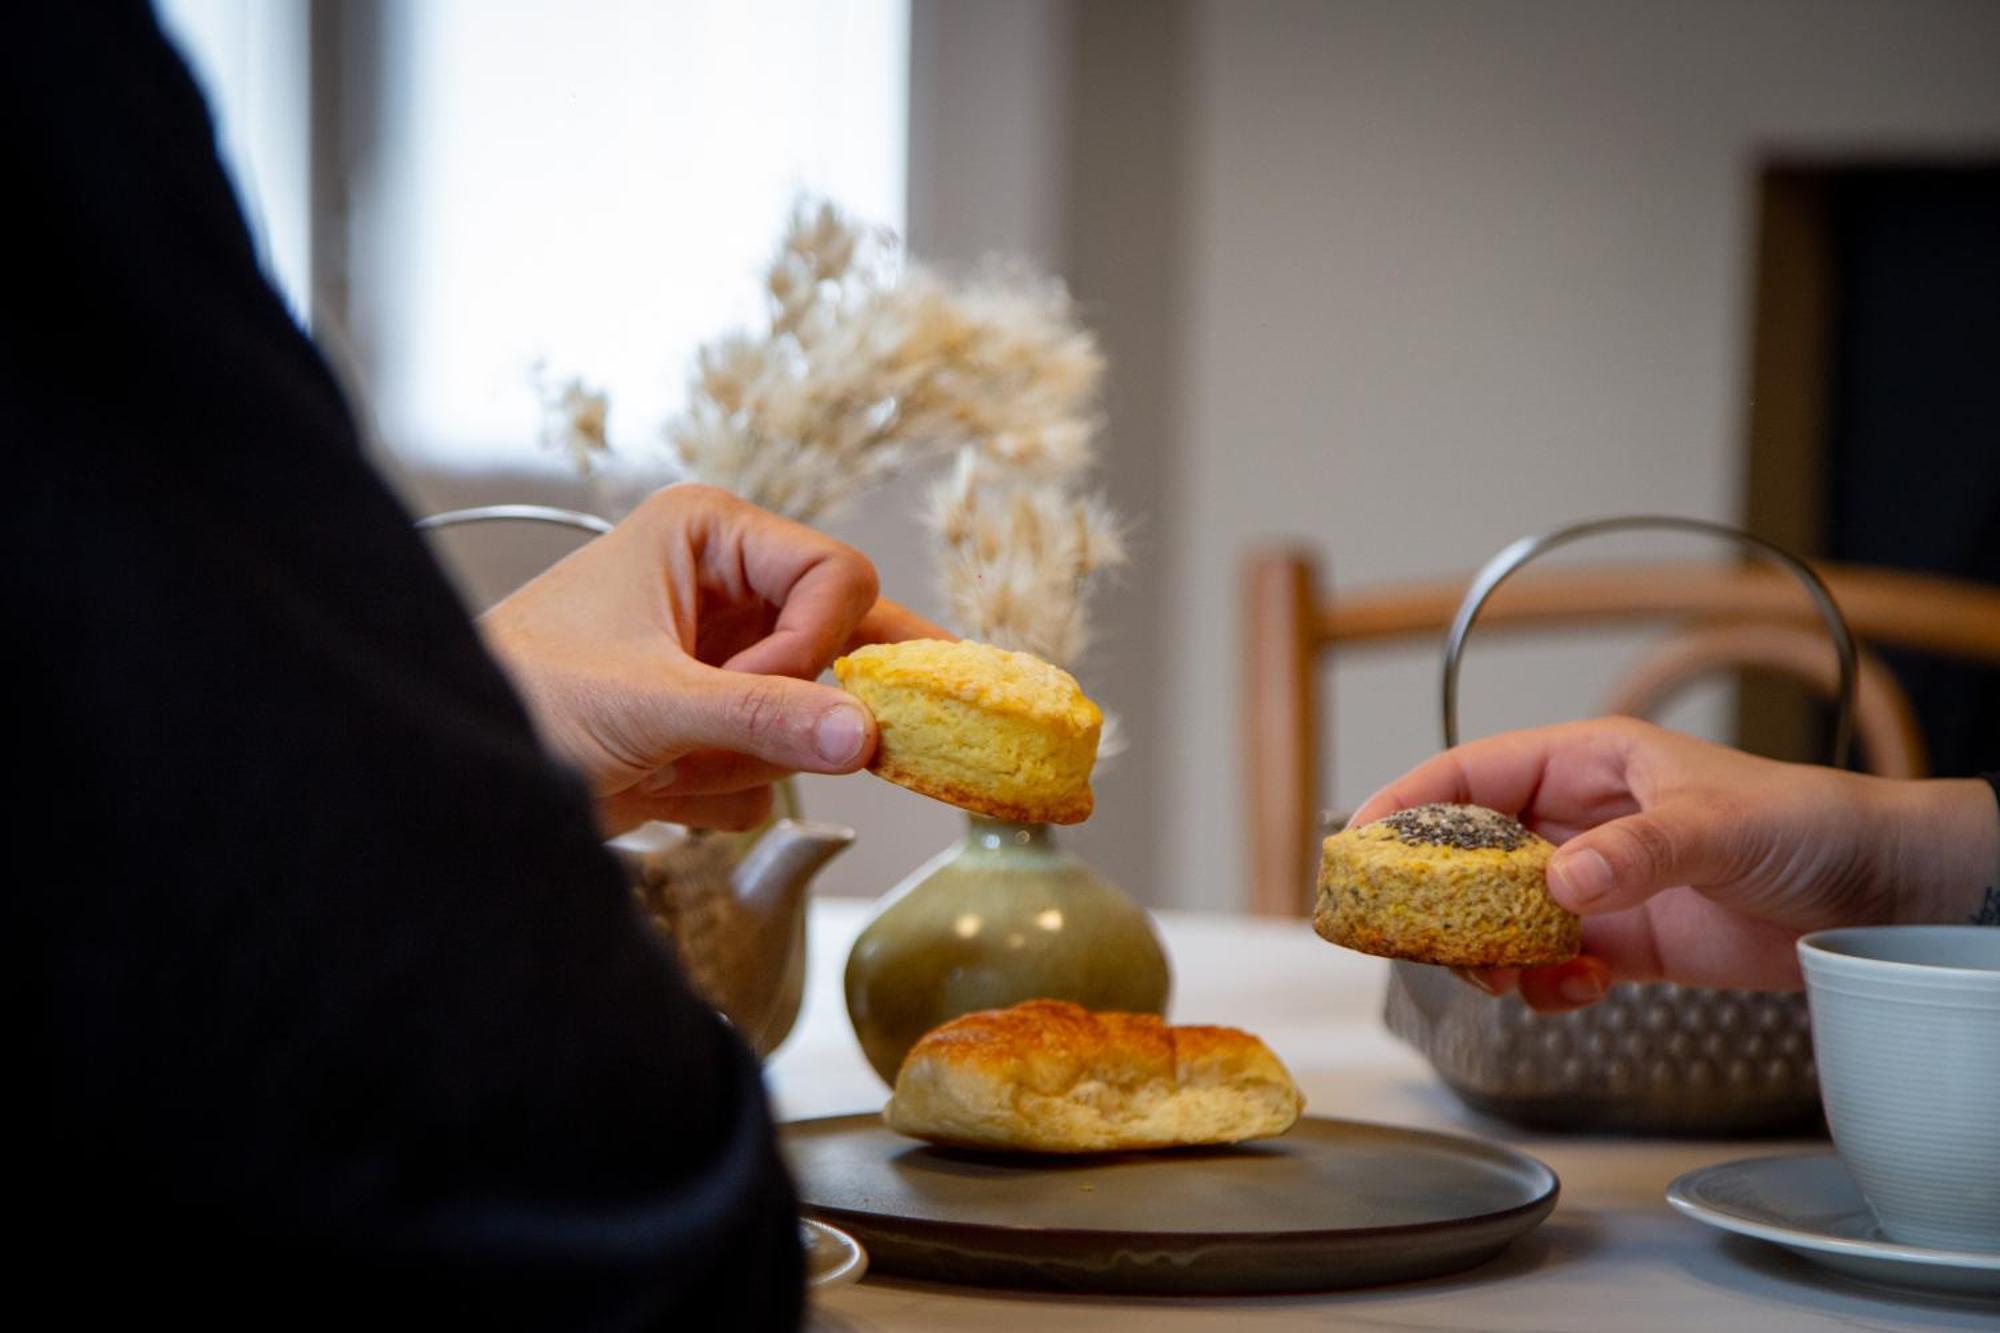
xmin=8 ymin=4 xmax=800 ymax=1327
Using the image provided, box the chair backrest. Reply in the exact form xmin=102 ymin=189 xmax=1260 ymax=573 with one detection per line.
xmin=1242 ymin=551 xmax=2000 ymax=916
xmin=1601 ymin=620 xmax=1927 ymax=779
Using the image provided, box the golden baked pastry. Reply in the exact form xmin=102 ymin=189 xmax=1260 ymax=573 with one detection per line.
xmin=832 ymin=639 xmax=1101 ymax=825
xmin=1313 ymin=803 xmax=1580 ymax=968
xmin=884 ymin=999 xmax=1304 ymax=1154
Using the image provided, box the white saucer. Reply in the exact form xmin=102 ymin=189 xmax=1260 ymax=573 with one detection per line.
xmin=1667 ymin=1153 xmax=2000 ymax=1298
xmin=801 ymin=1217 xmax=868 ymax=1291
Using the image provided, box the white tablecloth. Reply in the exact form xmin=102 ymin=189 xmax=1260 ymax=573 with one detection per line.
xmin=765 ymin=899 xmax=1993 ymax=1331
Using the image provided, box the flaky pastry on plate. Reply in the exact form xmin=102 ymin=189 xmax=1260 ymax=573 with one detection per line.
xmin=885 ymin=999 xmax=1303 ymax=1154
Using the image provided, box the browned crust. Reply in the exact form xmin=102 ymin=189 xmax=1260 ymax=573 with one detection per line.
xmin=1311 ymin=886 xmax=1580 ymax=968
xmin=901 ymin=1000 xmax=1278 ymax=1086
xmin=869 ymin=756 xmax=1092 ymax=826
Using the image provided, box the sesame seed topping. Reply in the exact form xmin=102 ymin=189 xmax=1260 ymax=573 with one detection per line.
xmin=1377 ymin=803 xmax=1530 ymax=851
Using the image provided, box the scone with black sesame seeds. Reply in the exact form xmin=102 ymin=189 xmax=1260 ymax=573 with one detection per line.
xmin=832 ymin=639 xmax=1101 ymax=825
xmin=1313 ymin=803 xmax=1581 ymax=968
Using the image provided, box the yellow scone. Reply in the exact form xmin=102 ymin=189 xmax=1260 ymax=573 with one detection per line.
xmin=832 ymin=639 xmax=1101 ymax=825
xmin=1313 ymin=803 xmax=1581 ymax=968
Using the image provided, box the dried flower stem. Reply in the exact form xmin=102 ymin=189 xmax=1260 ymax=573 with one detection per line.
xmin=532 ymin=364 xmax=610 ymax=475
xmin=663 ymin=200 xmax=1105 ymax=523
xmin=924 ymin=450 xmax=1125 ymax=670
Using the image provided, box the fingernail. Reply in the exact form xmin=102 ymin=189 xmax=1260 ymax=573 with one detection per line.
xmin=1557 ymin=970 xmax=1607 ymax=1006
xmin=1551 ymin=847 xmax=1613 ymax=908
xmin=640 ymin=764 xmax=679 ymax=794
xmin=1451 ymin=967 xmax=1500 ymax=996
xmin=813 ymin=704 xmax=868 ymax=765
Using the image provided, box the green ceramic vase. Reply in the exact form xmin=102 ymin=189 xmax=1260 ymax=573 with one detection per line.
xmin=843 ymin=815 xmax=1172 ymax=1085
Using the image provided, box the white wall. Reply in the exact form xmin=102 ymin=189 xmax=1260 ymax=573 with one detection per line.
xmin=1162 ymin=0 xmax=2000 ymax=910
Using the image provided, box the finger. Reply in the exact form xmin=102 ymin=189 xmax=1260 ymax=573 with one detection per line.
xmin=600 ymin=785 xmax=777 ymax=836
xmin=1348 ymin=729 xmax=1563 ymax=828
xmin=1514 ymin=955 xmax=1613 ymax=1013
xmin=638 ymin=750 xmax=793 ymax=797
xmin=664 ymin=664 xmax=878 ymax=773
xmin=687 ymin=493 xmax=882 ymax=680
xmin=1347 ymin=719 xmax=1645 ymax=831
xmin=844 ymin=598 xmax=951 ymax=649
xmin=1492 ymin=911 xmax=1675 ymax=994
xmin=1451 ymin=966 xmax=1520 ymax=998
xmin=695 ymin=600 xmax=783 ymax=667
xmin=1545 ymin=801 xmax=1752 ymax=916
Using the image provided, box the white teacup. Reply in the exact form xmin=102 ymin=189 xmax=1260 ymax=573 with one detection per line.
xmin=1797 ymin=926 xmax=2000 ymax=1252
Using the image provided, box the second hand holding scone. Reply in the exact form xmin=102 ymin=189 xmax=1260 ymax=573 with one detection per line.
xmin=833 ymin=638 xmax=1103 ymax=824
xmin=1314 ymin=803 xmax=1581 ymax=968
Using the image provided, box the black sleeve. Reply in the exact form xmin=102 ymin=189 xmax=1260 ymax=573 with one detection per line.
xmin=6 ymin=4 xmax=800 ymax=1327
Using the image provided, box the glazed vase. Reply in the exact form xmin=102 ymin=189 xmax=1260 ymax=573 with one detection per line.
xmin=844 ymin=815 xmax=1172 ymax=1085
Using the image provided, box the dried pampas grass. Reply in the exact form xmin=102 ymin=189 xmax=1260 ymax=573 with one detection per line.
xmin=533 ymin=367 xmax=610 ymax=476
xmin=538 ymin=196 xmax=1107 ymax=523
xmin=535 ymin=196 xmax=1128 ymax=736
xmin=924 ymin=450 xmax=1125 ymax=671
xmin=662 ymin=200 xmax=1105 ymax=524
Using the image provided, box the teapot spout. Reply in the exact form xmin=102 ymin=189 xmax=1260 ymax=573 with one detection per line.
xmin=731 ymin=818 xmax=856 ymax=919
xmin=729 ymin=818 xmax=852 ymax=1058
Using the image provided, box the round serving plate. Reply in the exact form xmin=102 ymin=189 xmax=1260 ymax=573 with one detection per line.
xmin=781 ymin=1114 xmax=1558 ymax=1294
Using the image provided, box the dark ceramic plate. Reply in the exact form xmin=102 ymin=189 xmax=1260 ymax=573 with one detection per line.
xmin=780 ymin=1114 xmax=1558 ymax=1294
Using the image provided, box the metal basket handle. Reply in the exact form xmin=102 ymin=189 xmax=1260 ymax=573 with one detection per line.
xmin=1440 ymin=515 xmax=1857 ymax=768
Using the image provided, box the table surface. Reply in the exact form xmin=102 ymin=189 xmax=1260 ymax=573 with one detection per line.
xmin=766 ymin=899 xmax=1996 ymax=1331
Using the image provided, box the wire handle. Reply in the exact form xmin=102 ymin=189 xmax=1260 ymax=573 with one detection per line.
xmin=415 ymin=503 xmax=614 ymax=536
xmin=1440 ymin=515 xmax=1857 ymax=768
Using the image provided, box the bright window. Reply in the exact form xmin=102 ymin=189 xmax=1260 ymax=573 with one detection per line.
xmin=350 ymin=0 xmax=910 ymax=470
xmin=154 ymin=0 xmax=313 ymax=324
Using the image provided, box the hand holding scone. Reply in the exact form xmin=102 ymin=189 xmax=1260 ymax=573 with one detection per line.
xmin=1348 ymin=717 xmax=2000 ymax=1011
xmin=1315 ymin=804 xmax=1580 ymax=968
xmin=479 ymin=483 xmax=944 ymax=833
xmin=886 ymin=1000 xmax=1303 ymax=1153
xmin=833 ymin=639 xmax=1101 ymax=824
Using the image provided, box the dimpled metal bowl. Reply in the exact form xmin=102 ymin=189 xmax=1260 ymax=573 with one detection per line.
xmin=1386 ymin=962 xmax=1823 ymax=1135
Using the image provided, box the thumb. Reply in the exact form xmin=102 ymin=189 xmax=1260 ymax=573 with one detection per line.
xmin=664 ymin=664 xmax=877 ymax=774
xmin=1546 ymin=803 xmax=1749 ymax=914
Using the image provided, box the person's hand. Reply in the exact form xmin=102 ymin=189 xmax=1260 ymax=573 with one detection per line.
xmin=478 ymin=483 xmax=944 ymax=834
xmin=1347 ymin=718 xmax=1998 ymax=1011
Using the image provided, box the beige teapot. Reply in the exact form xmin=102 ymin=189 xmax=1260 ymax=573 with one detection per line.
xmin=612 ymin=819 xmax=853 ymax=1057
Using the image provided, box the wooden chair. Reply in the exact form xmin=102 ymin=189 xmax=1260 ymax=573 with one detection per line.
xmin=1600 ymin=620 xmax=1927 ymax=779
xmin=1243 ymin=550 xmax=2000 ymax=916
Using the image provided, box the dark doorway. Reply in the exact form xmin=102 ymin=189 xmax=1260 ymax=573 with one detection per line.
xmin=1741 ymin=163 xmax=2000 ymax=776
